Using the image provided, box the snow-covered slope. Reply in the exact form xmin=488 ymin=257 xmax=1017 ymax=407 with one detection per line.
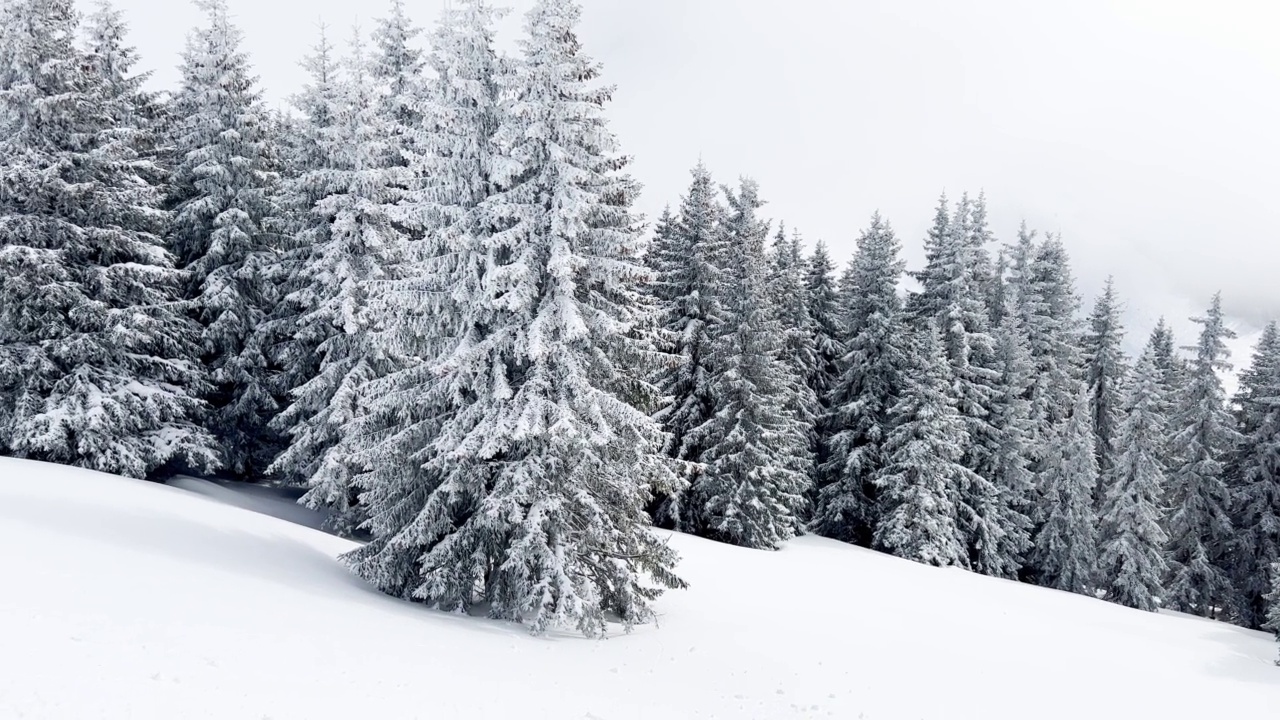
xmin=1 ymin=458 xmax=1277 ymax=720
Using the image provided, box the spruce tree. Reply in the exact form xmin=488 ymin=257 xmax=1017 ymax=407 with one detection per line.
xmin=966 ymin=191 xmax=999 ymax=321
xmin=1020 ymin=232 xmax=1084 ymax=470
xmin=835 ymin=254 xmax=860 ymax=334
xmin=1032 ymin=389 xmax=1100 ymax=594
xmin=650 ymin=164 xmax=729 ymax=529
xmin=1232 ymin=321 xmax=1280 ymax=432
xmin=981 ymin=287 xmax=1037 ymax=578
xmin=872 ymin=323 xmax=970 ymax=567
xmin=806 ymin=240 xmax=843 ymax=481
xmin=1226 ymin=322 xmax=1280 ymax=627
xmin=1098 ymin=348 xmax=1170 ymax=611
xmin=341 ymin=0 xmax=509 ymax=580
xmin=1146 ymin=317 xmax=1189 ymax=466
xmin=370 ymin=0 xmax=425 ymax=171
xmin=254 ymin=25 xmax=347 ymax=430
xmin=168 ymin=0 xmax=281 ymax=478
xmin=270 ymin=33 xmax=408 ymax=535
xmin=1165 ymin=293 xmax=1240 ymax=618
xmin=1148 ymin=317 xmax=1189 ymax=393
xmin=692 ymin=179 xmax=809 ymax=549
xmin=1083 ymin=277 xmax=1128 ymax=499
xmin=813 ymin=213 xmax=906 ymax=546
xmin=344 ymin=0 xmax=683 ymax=636
xmin=908 ymin=193 xmax=1006 ymax=575
xmin=83 ymin=0 xmax=164 ymax=138
xmin=0 ymin=0 xmax=217 ymax=477
xmin=767 ymin=225 xmax=817 ymax=486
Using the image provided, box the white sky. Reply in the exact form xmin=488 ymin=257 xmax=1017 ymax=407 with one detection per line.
xmin=89 ymin=0 xmax=1279 ymax=370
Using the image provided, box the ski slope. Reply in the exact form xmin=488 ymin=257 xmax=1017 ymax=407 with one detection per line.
xmin=1 ymin=458 xmax=1277 ymax=719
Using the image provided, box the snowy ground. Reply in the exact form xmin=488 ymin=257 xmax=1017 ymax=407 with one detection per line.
xmin=1 ymin=458 xmax=1277 ymax=719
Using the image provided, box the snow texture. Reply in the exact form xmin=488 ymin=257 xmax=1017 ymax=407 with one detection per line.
xmin=2 ymin=457 xmax=1278 ymax=719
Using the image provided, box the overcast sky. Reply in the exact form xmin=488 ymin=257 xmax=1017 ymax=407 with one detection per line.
xmin=89 ymin=0 xmax=1279 ymax=373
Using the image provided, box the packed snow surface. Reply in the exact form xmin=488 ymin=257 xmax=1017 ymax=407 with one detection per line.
xmin=1 ymin=458 xmax=1277 ymax=719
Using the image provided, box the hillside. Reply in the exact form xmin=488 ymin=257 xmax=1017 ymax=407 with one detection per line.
xmin=0 ymin=457 xmax=1276 ymax=719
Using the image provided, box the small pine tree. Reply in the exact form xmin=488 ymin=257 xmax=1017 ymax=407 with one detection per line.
xmin=0 ymin=0 xmax=217 ymax=477
xmin=813 ymin=213 xmax=907 ymax=546
xmin=1032 ymin=389 xmax=1100 ymax=594
xmin=1165 ymin=293 xmax=1241 ymax=618
xmin=872 ymin=322 xmax=970 ymax=567
xmin=692 ymin=179 xmax=809 ymax=549
xmin=1098 ymin=348 xmax=1169 ymax=611
xmin=1083 ymin=277 xmax=1128 ymax=499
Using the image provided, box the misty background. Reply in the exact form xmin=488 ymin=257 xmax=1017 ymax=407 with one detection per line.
xmin=88 ymin=0 xmax=1279 ymax=378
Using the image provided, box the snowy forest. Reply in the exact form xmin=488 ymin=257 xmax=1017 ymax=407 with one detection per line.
xmin=0 ymin=0 xmax=1278 ymax=648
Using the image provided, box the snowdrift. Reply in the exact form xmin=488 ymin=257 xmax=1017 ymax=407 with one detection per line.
xmin=0 ymin=457 xmax=1276 ymax=719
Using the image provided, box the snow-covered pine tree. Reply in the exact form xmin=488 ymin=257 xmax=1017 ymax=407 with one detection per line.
xmin=638 ymin=204 xmax=679 ymax=389
xmin=806 ymin=240 xmax=843 ymax=481
xmin=1098 ymin=347 xmax=1170 ymax=611
xmin=872 ymin=322 xmax=970 ymax=567
xmin=1018 ymin=232 xmax=1085 ymax=473
xmin=905 ymin=192 xmax=952 ymax=322
xmin=167 ymin=0 xmax=282 ymax=478
xmin=1232 ymin=321 xmax=1280 ymax=432
xmin=767 ymin=224 xmax=818 ymax=486
xmin=988 ymin=248 xmax=1008 ymax=328
xmin=1010 ymin=230 xmax=1085 ymax=580
xmin=1148 ymin=317 xmax=1189 ymax=393
xmin=966 ymin=191 xmax=999 ymax=321
xmin=0 ymin=0 xmax=217 ymax=477
xmin=1003 ymin=221 xmax=1038 ymax=341
xmin=340 ymin=0 xmax=509 ymax=581
xmin=981 ymin=286 xmax=1038 ymax=578
xmin=1145 ymin=317 xmax=1189 ymax=468
xmin=255 ymin=26 xmax=347 ymax=487
xmin=345 ymin=0 xmax=684 ymax=636
xmin=267 ymin=31 xmax=409 ymax=536
xmin=1032 ymin=388 xmax=1100 ymax=594
xmin=83 ymin=0 xmax=162 ymax=137
xmin=1165 ymin=293 xmax=1241 ymax=618
xmin=371 ymin=0 xmax=425 ymax=173
xmin=813 ymin=213 xmax=906 ymax=546
xmin=650 ymin=164 xmax=729 ymax=529
xmin=692 ymin=179 xmax=809 ymax=549
xmin=835 ymin=253 xmax=860 ymax=334
xmin=1226 ymin=322 xmax=1280 ymax=628
xmin=1083 ymin=277 xmax=1128 ymax=501
xmin=644 ymin=205 xmax=677 ymax=305
xmin=908 ymin=193 xmax=1006 ymax=576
